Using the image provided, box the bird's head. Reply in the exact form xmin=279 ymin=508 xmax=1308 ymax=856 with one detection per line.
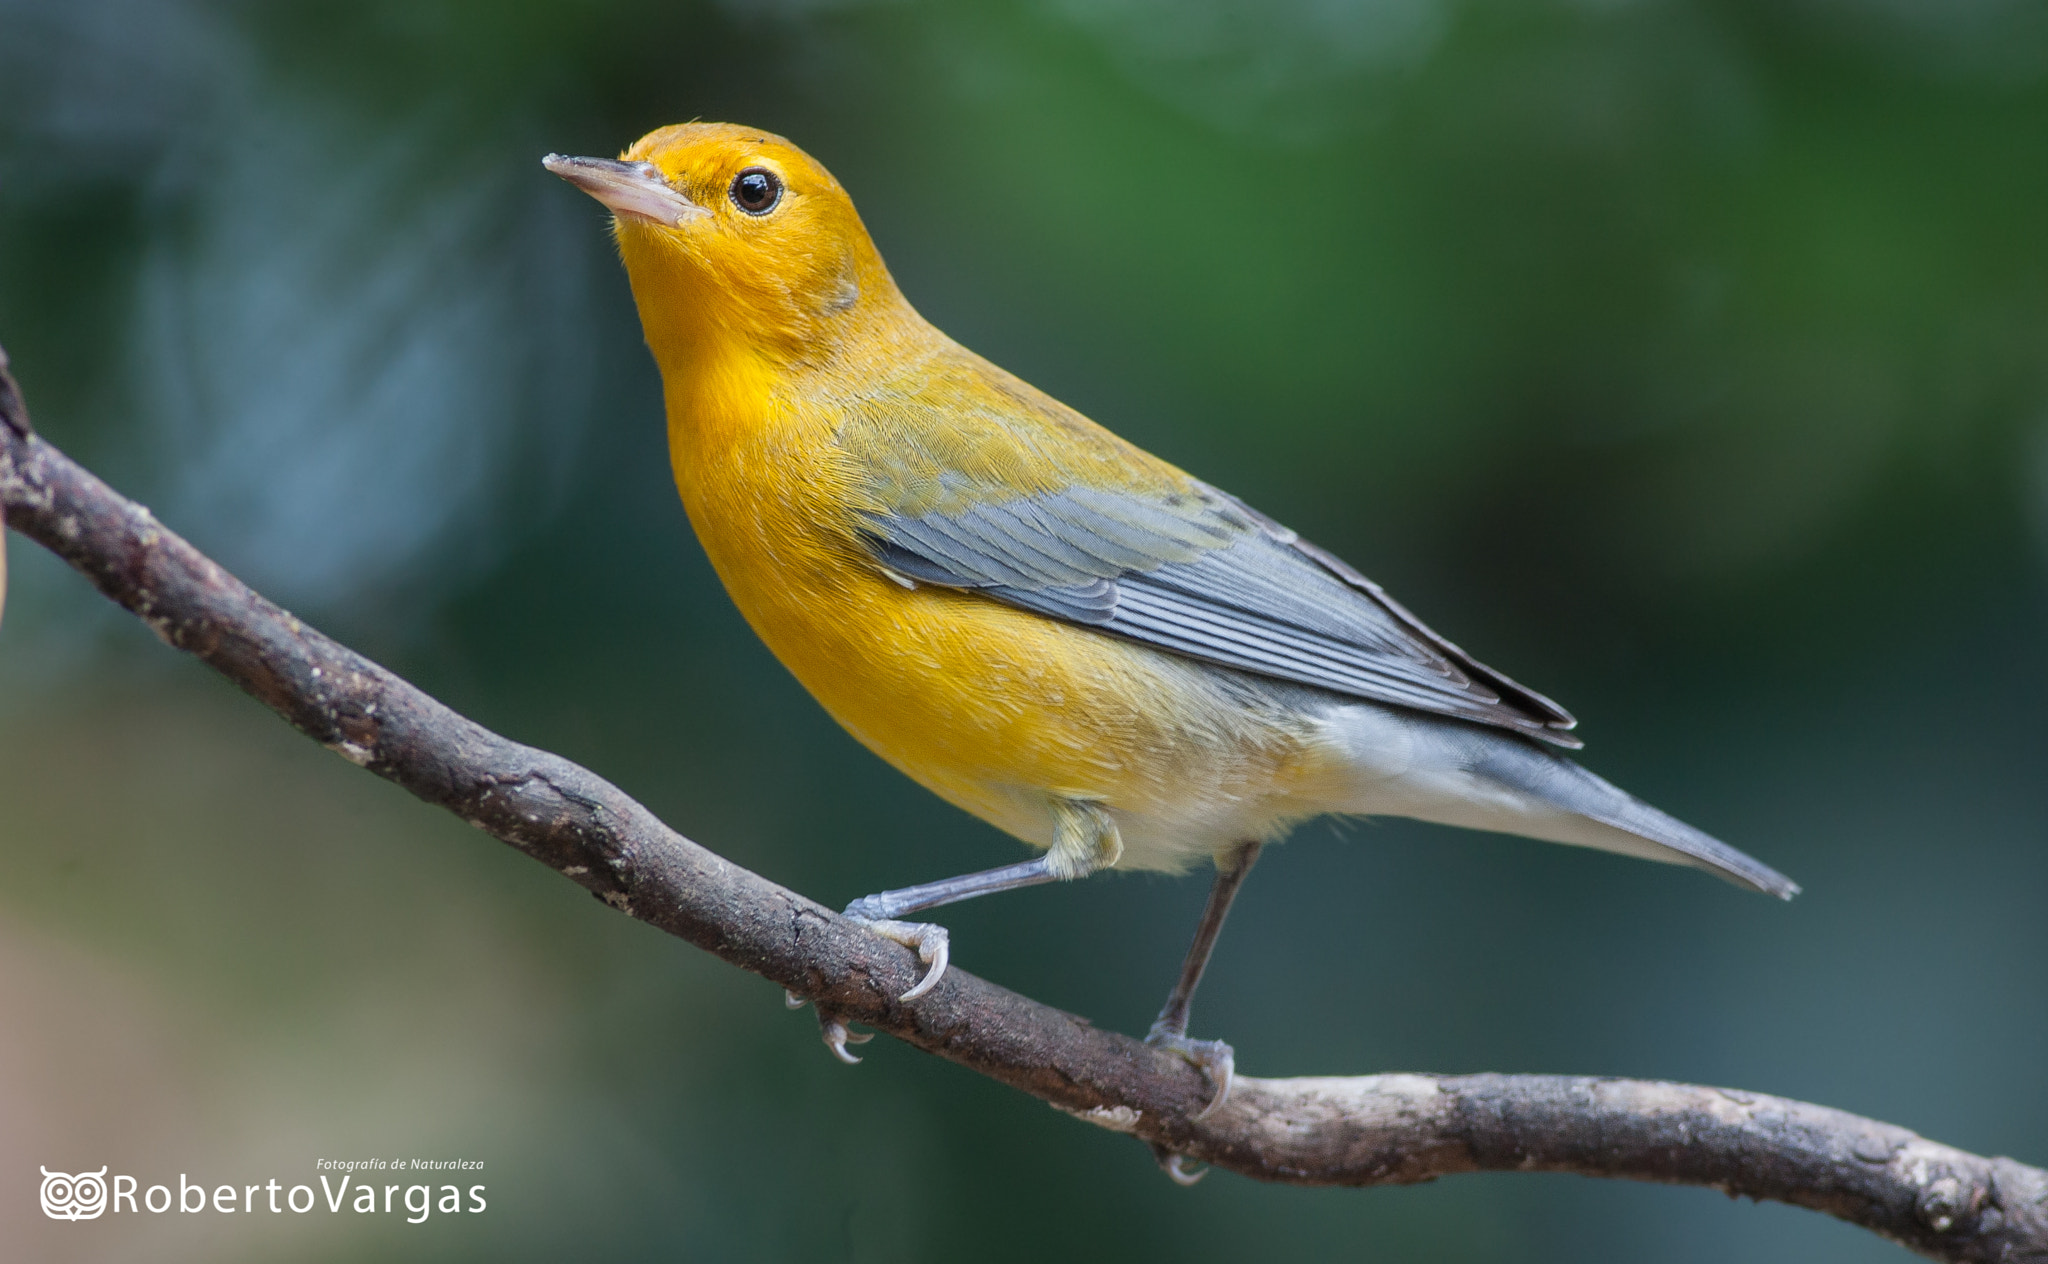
xmin=545 ymin=123 xmax=905 ymax=366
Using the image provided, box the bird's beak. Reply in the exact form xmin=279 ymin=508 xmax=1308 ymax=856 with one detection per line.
xmin=542 ymin=154 xmax=708 ymax=227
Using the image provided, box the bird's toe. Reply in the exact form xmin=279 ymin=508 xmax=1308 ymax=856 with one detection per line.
xmin=845 ymin=914 xmax=951 ymax=1001
xmin=1145 ymin=1142 xmax=1211 ymax=1186
xmin=814 ymin=1006 xmax=874 ymax=1065
xmin=1145 ymin=1027 xmax=1236 ymax=1120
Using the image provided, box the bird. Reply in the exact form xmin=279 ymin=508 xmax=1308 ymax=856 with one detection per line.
xmin=544 ymin=122 xmax=1796 ymax=1131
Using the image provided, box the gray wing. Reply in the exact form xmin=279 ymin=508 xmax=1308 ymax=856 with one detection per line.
xmin=861 ymin=483 xmax=1582 ymax=747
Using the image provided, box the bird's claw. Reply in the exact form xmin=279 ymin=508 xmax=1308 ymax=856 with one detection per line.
xmin=814 ymin=1006 xmax=874 ymax=1064
xmin=785 ymin=990 xmax=876 ymax=1063
xmin=1146 ymin=1142 xmax=1210 ymax=1186
xmin=1145 ymin=1026 xmax=1236 ymax=1121
xmin=844 ymin=914 xmax=950 ymax=1001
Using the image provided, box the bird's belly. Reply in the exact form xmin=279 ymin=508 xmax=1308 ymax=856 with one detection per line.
xmin=722 ymin=557 xmax=1334 ymax=871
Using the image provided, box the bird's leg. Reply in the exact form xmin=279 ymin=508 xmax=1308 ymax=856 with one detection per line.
xmin=1146 ymin=839 xmax=1263 ymax=1138
xmin=842 ymin=854 xmax=1065 ymax=921
xmin=1150 ymin=839 xmax=1263 ymax=1043
xmin=834 ymin=856 xmax=1059 ymax=1007
xmin=798 ymin=800 xmax=1122 ymax=1057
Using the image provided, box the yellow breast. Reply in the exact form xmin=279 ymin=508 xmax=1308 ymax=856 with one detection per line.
xmin=659 ymin=350 xmax=1323 ymax=858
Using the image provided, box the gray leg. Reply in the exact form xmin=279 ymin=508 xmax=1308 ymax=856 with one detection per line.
xmin=1146 ymin=839 xmax=1262 ymax=1143
xmin=823 ymin=858 xmax=1061 ymax=1016
xmin=1149 ymin=840 xmax=1263 ymax=1042
xmin=798 ymin=801 xmax=1122 ymax=1058
xmin=844 ymin=855 xmax=1061 ymax=921
xmin=827 ymin=855 xmax=1062 ymax=1010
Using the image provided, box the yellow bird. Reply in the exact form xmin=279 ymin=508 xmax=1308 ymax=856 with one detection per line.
xmin=545 ymin=123 xmax=1795 ymax=1112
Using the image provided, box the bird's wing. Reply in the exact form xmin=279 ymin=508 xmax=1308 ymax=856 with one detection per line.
xmin=858 ymin=475 xmax=1581 ymax=747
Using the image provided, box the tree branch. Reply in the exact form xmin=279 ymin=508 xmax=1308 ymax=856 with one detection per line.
xmin=2 ymin=347 xmax=2041 ymax=1263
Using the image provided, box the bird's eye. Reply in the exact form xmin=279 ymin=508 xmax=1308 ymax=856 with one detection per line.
xmin=730 ymin=167 xmax=783 ymax=215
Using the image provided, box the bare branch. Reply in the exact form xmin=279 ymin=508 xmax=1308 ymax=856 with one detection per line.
xmin=1 ymin=349 xmax=2041 ymax=1263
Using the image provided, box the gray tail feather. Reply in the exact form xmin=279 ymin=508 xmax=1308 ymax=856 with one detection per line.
xmin=1470 ymin=736 xmax=1801 ymax=900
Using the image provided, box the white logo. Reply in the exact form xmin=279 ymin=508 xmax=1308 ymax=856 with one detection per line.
xmin=41 ymin=1167 xmax=109 ymax=1221
xmin=36 ymin=1161 xmax=487 ymax=1222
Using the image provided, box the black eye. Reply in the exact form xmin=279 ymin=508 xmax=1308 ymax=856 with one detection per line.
xmin=730 ymin=167 xmax=782 ymax=215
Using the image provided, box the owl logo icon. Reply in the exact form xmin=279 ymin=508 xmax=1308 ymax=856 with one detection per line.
xmin=40 ymin=1167 xmax=108 ymax=1221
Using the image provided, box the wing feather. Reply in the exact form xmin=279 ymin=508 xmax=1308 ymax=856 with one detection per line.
xmin=859 ymin=479 xmax=1580 ymax=746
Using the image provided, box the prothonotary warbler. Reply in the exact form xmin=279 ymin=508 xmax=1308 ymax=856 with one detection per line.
xmin=544 ymin=124 xmax=1796 ymax=1120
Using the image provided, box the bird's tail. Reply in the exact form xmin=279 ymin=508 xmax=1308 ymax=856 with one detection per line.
xmin=1328 ymin=709 xmax=1800 ymax=899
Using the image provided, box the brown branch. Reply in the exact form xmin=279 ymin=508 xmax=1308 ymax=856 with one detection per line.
xmin=2 ymin=346 xmax=2042 ymax=1263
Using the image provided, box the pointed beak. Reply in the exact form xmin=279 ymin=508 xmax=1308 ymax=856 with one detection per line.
xmin=543 ymin=154 xmax=708 ymax=227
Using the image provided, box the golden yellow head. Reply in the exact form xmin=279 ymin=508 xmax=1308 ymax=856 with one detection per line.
xmin=545 ymin=122 xmax=906 ymax=365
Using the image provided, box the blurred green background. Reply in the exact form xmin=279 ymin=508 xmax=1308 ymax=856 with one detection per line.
xmin=3 ymin=0 xmax=2046 ymax=1259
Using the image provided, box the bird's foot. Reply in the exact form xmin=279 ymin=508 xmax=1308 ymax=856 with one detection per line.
xmin=1145 ymin=1022 xmax=1235 ymax=1121
xmin=783 ymin=990 xmax=876 ymax=1064
xmin=841 ymin=904 xmax=951 ymax=1002
xmin=781 ymin=907 xmax=948 ymax=1066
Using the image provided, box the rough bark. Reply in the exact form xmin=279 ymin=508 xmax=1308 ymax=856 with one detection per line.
xmin=2 ymin=350 xmax=2041 ymax=1262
